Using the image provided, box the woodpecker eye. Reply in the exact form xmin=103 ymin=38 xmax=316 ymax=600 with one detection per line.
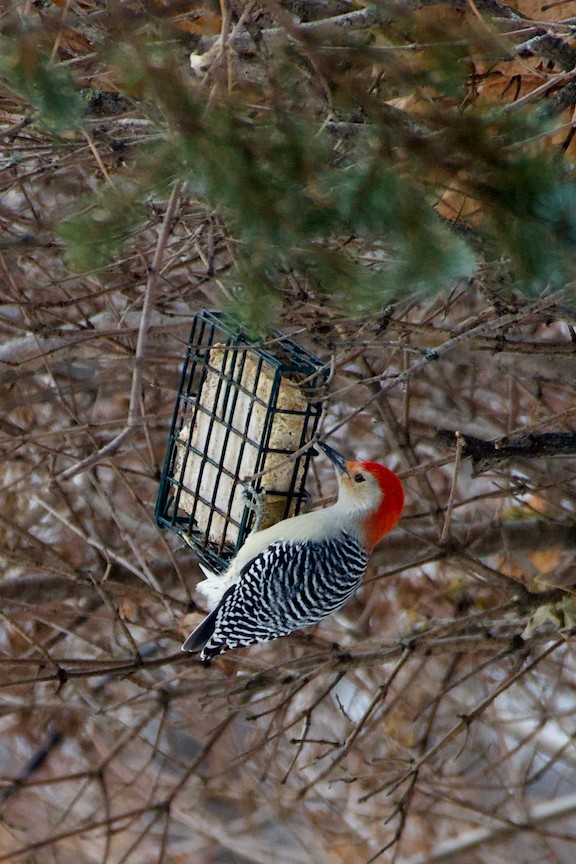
xmin=353 ymin=472 xmax=366 ymax=483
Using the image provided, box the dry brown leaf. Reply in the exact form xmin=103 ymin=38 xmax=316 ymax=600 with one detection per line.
xmin=177 ymin=13 xmax=222 ymax=35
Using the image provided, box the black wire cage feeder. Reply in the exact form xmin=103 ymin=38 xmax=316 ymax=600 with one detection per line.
xmin=156 ymin=310 xmax=329 ymax=572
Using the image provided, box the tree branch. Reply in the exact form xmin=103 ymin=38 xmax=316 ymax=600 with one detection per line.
xmin=437 ymin=429 xmax=576 ymax=473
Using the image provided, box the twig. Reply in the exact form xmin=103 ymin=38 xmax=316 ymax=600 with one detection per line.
xmin=516 ymin=31 xmax=576 ymax=72
xmin=360 ymin=638 xmax=563 ymax=803
xmin=538 ymin=79 xmax=576 ymax=117
xmin=296 ymin=648 xmax=412 ymax=798
xmin=437 ymin=429 xmax=576 ymax=473
xmin=325 ymin=292 xmax=567 ymax=438
xmin=439 ymin=431 xmax=464 ymax=544
xmin=32 ymin=494 xmax=163 ymax=592
xmin=57 ymin=181 xmax=182 ymax=482
xmin=2 ymin=516 xmax=574 ymax=606
xmin=396 ymin=790 xmax=576 ymax=864
xmin=197 ymin=6 xmax=380 ymax=52
xmin=0 ymin=726 xmax=62 ymax=807
xmin=0 ymin=802 xmax=167 ymax=863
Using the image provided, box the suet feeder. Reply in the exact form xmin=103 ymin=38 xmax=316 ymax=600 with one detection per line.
xmin=156 ymin=310 xmax=328 ymax=572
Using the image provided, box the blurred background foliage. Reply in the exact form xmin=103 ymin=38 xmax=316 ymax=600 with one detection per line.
xmin=3 ymin=0 xmax=576 ymax=326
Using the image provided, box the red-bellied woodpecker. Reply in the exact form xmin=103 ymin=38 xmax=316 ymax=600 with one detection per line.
xmin=181 ymin=442 xmax=404 ymax=660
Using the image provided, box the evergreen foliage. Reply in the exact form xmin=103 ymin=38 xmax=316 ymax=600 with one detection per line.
xmin=0 ymin=35 xmax=85 ymax=131
xmin=2 ymin=4 xmax=576 ymax=321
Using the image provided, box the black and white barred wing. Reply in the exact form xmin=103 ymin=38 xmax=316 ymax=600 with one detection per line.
xmin=183 ymin=532 xmax=368 ymax=660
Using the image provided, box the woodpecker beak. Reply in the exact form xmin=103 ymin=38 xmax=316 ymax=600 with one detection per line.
xmin=317 ymin=440 xmax=348 ymax=476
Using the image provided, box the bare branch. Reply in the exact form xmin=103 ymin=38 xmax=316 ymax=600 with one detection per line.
xmin=57 ymin=181 xmax=183 ymax=482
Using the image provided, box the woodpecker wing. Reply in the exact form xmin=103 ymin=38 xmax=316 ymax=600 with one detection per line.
xmin=183 ymin=531 xmax=368 ymax=660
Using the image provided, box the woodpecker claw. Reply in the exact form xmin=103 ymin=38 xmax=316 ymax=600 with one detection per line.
xmin=242 ymin=485 xmax=267 ymax=533
xmin=176 ymin=528 xmax=196 ymax=550
xmin=317 ymin=440 xmax=348 ymax=475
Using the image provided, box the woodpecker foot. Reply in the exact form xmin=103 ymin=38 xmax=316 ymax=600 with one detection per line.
xmin=241 ymin=486 xmax=267 ymax=533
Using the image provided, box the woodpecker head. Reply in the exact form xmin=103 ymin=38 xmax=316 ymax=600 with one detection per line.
xmin=319 ymin=441 xmax=404 ymax=551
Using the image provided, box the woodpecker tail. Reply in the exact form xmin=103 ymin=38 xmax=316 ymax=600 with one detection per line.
xmin=181 ymin=562 xmax=230 ymax=655
xmin=181 ymin=605 xmax=219 ymax=653
xmin=195 ymin=562 xmax=229 ymax=609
